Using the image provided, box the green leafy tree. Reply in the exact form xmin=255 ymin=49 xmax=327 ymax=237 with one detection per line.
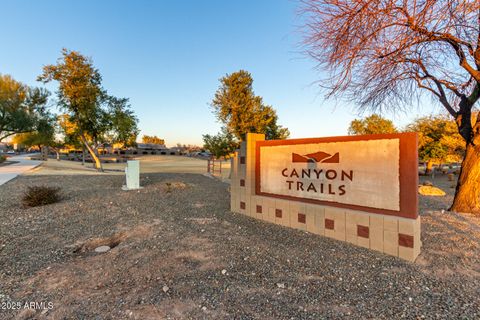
xmin=0 ymin=74 xmax=49 ymax=141
xmin=212 ymin=70 xmax=289 ymax=141
xmin=202 ymin=128 xmax=238 ymax=159
xmin=14 ymin=113 xmax=65 ymax=160
xmin=406 ymin=115 xmax=466 ymax=173
xmin=105 ymin=97 xmax=139 ymax=147
xmin=38 ymin=49 xmax=138 ymax=171
xmin=348 ymin=114 xmax=398 ymax=135
xmin=13 ymin=112 xmax=56 ymax=149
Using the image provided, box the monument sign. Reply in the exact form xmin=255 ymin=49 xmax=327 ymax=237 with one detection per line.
xmin=230 ymin=133 xmax=421 ymax=261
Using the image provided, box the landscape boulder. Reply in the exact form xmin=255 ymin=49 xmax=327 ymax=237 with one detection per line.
xmin=418 ymin=185 xmax=446 ymax=196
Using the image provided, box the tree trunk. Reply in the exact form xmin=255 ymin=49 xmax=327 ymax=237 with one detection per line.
xmin=450 ymin=137 xmax=480 ymax=214
xmin=425 ymin=160 xmax=434 ymax=175
xmin=48 ymin=147 xmax=61 ymax=161
xmin=80 ymin=134 xmax=103 ymax=172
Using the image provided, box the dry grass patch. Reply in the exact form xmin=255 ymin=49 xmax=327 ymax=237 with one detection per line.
xmin=164 ymin=181 xmax=188 ymax=192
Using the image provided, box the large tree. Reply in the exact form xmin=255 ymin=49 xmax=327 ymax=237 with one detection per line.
xmin=301 ymin=0 xmax=480 ymax=214
xmin=212 ymin=70 xmax=290 ymax=141
xmin=0 ymin=74 xmax=49 ymax=141
xmin=38 ymin=49 xmax=138 ymax=171
xmin=348 ymin=114 xmax=398 ymax=135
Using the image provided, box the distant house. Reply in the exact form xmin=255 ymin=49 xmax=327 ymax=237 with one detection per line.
xmin=111 ymin=143 xmax=180 ymax=156
xmin=59 ymin=142 xmax=181 ymax=157
xmin=136 ymin=143 xmax=167 ymax=150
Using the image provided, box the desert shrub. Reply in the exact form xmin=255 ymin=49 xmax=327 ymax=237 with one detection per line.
xmin=0 ymin=155 xmax=6 ymax=163
xmin=22 ymin=186 xmax=61 ymax=207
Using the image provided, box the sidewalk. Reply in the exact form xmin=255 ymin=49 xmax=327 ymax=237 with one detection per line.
xmin=0 ymin=154 xmax=42 ymax=186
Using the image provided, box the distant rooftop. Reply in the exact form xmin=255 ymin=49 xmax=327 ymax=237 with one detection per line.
xmin=136 ymin=143 xmax=167 ymax=150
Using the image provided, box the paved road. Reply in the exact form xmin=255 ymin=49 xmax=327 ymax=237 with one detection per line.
xmin=0 ymin=154 xmax=42 ymax=186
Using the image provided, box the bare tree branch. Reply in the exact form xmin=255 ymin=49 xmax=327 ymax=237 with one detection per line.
xmin=301 ymin=0 xmax=480 ymax=127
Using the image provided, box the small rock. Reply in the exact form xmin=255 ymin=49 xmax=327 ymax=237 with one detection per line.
xmin=162 ymin=285 xmax=169 ymax=293
xmin=221 ymin=269 xmax=227 ymax=275
xmin=202 ymin=306 xmax=207 ymax=311
xmin=94 ymin=245 xmax=111 ymax=253
xmin=277 ymin=283 xmax=286 ymax=289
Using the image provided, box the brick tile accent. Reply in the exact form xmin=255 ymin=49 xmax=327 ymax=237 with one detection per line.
xmin=256 ymin=205 xmax=262 ymax=214
xmin=240 ymin=202 xmax=246 ymax=210
xmin=325 ymin=218 xmax=334 ymax=230
xmin=275 ymin=209 xmax=282 ymax=218
xmin=398 ymin=233 xmax=414 ymax=248
xmin=240 ymin=179 xmax=245 ymax=187
xmin=357 ymin=225 xmax=370 ymax=238
xmin=298 ymin=213 xmax=306 ymax=224
xmin=240 ymin=156 xmax=245 ymax=164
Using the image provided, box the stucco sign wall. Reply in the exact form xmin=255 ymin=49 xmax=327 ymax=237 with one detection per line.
xmin=255 ymin=134 xmax=418 ymax=219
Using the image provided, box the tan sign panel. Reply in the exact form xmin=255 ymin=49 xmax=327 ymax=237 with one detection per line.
xmin=255 ymin=133 xmax=418 ymax=218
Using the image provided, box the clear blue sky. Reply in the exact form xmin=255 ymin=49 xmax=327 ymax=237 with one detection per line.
xmin=0 ymin=0 xmax=441 ymax=146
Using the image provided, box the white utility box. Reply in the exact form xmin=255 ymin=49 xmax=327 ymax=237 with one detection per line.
xmin=122 ymin=160 xmax=141 ymax=190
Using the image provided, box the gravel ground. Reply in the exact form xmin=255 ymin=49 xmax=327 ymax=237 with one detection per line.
xmin=0 ymin=173 xmax=478 ymax=319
